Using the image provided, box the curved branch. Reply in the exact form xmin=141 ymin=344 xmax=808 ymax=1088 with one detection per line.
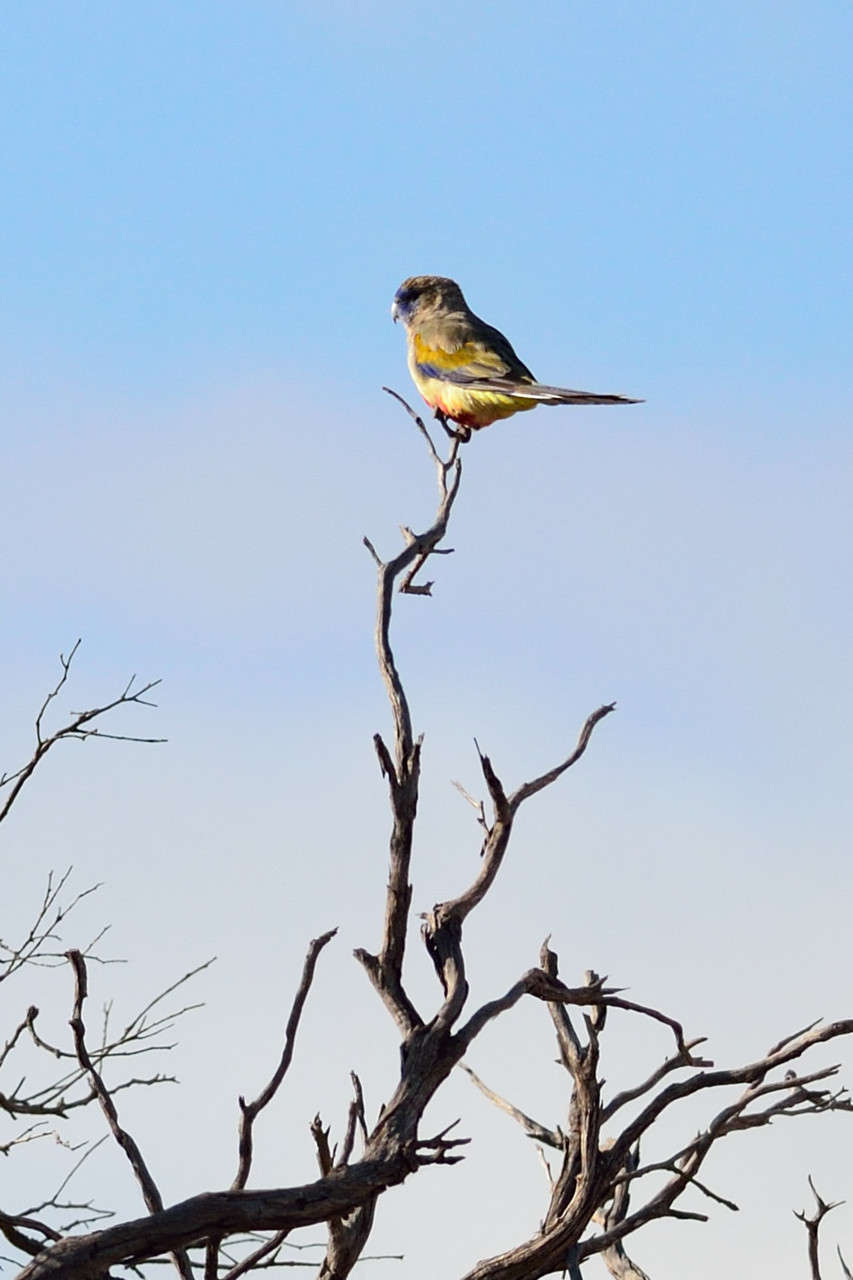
xmin=508 ymin=704 xmax=616 ymax=810
xmin=456 ymin=969 xmax=618 ymax=1051
xmin=602 ymin=1038 xmax=712 ymax=1123
xmin=422 ymin=704 xmax=614 ymax=1033
xmin=233 ymin=930 xmax=337 ymax=1191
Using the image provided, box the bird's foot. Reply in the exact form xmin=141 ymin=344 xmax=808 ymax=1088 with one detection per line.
xmin=434 ymin=409 xmax=470 ymax=444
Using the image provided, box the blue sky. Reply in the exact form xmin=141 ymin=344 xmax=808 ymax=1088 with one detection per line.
xmin=2 ymin=4 xmax=852 ymax=1278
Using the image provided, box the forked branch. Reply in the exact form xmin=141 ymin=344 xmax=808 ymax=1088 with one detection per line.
xmin=796 ymin=1177 xmax=847 ymax=1280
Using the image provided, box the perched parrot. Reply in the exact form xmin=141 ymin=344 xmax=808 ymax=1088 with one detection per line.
xmin=391 ymin=275 xmax=640 ymax=434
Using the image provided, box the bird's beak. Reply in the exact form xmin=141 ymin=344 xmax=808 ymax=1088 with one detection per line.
xmin=391 ymin=299 xmax=400 ymax=324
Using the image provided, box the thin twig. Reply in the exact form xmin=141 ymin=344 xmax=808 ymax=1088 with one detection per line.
xmin=1 ymin=643 xmax=164 ymax=826
xmin=460 ymin=1064 xmax=561 ymax=1148
xmin=220 ymin=1231 xmax=290 ymax=1280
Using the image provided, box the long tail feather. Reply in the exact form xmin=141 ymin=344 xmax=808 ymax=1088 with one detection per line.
xmin=455 ymin=377 xmax=641 ymax=405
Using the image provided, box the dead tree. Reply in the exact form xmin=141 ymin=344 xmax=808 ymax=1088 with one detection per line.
xmin=4 ymin=401 xmax=852 ymax=1280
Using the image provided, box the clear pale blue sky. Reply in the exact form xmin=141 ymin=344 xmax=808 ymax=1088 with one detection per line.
xmin=2 ymin=4 xmax=852 ymax=1278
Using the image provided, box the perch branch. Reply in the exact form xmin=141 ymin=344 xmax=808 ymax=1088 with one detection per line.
xmin=357 ymin=394 xmax=465 ymax=1037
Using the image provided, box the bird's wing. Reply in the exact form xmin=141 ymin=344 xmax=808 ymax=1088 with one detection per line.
xmin=411 ymin=313 xmax=536 ymax=382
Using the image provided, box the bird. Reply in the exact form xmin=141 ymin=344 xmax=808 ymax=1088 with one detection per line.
xmin=391 ymin=275 xmax=640 ymax=435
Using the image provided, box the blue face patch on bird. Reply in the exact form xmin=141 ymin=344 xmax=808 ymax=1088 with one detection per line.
xmin=390 ymin=286 xmax=415 ymax=324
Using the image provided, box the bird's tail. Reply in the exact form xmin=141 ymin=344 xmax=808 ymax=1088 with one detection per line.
xmin=458 ymin=377 xmax=642 ymax=406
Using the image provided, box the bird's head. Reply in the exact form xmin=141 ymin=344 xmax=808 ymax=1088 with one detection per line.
xmin=391 ymin=275 xmax=467 ymax=326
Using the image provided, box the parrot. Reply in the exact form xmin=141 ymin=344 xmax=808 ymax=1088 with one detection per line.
xmin=391 ymin=275 xmax=640 ymax=435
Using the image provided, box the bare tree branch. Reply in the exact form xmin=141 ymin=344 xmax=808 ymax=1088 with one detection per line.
xmin=220 ymin=1232 xmax=290 ymax=1280
xmin=595 ymin=1146 xmax=653 ymax=1280
xmin=65 ymin=950 xmax=194 ymax=1280
xmin=355 ymin=398 xmax=466 ymax=1039
xmin=455 ymin=1004 xmax=853 ymax=1280
xmin=796 ymin=1176 xmax=845 ymax=1280
xmin=335 ymin=1074 xmax=368 ymax=1170
xmin=419 ymin=704 xmax=613 ymax=1038
xmin=460 ymin=1064 xmax=561 ymax=1149
xmin=0 ymin=927 xmax=210 ymax=1151
xmin=0 ymin=870 xmax=102 ymax=982
xmin=232 ymin=930 xmax=337 ymax=1192
xmin=175 ymin=931 xmax=337 ymax=1280
xmin=508 ymin=703 xmax=617 ymax=809
xmin=601 ymin=1037 xmax=712 ymax=1123
xmin=0 ymin=642 xmax=164 ymax=826
xmin=16 ymin=1158 xmax=424 ymax=1280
